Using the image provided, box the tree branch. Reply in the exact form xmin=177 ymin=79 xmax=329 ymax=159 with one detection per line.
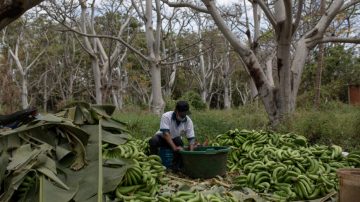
xmin=256 ymin=0 xmax=277 ymax=29
xmin=162 ymin=0 xmax=210 ymax=13
xmin=9 ymin=49 xmax=24 ymax=73
xmin=0 ymin=0 xmax=44 ymax=30
xmin=59 ymin=24 xmax=150 ymax=61
xmin=293 ymin=0 xmax=304 ymax=31
xmin=318 ymin=37 xmax=360 ymax=44
xmin=25 ymin=49 xmax=46 ymax=72
xmin=160 ymin=39 xmax=203 ymax=62
xmin=339 ymin=0 xmax=360 ymax=13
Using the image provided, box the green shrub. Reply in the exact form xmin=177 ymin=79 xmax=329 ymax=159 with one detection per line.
xmin=180 ymin=91 xmax=207 ymax=110
xmin=164 ymin=97 xmax=176 ymax=112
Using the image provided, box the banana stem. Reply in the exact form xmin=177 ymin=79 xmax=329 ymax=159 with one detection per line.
xmin=98 ymin=118 xmax=103 ymax=202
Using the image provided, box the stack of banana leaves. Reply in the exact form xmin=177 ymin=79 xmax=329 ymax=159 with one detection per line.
xmin=0 ymin=102 xmax=132 ymax=202
xmin=213 ymin=129 xmax=360 ymax=201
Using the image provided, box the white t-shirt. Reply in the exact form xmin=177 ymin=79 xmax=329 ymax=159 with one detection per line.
xmin=155 ymin=111 xmax=195 ymax=140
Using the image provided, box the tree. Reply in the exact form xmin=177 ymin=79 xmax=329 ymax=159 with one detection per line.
xmin=164 ymin=0 xmax=360 ymax=125
xmin=3 ymin=16 xmax=45 ymax=109
xmin=0 ymin=0 xmax=43 ymax=30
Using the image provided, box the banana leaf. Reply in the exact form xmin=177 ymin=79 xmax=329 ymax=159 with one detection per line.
xmin=0 ymin=103 xmax=130 ymax=202
xmin=39 ymin=175 xmax=78 ymax=202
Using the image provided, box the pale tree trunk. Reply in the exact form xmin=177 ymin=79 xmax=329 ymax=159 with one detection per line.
xmin=199 ymin=30 xmax=207 ymax=103
xmin=78 ymin=0 xmax=131 ymax=105
xmin=7 ymin=31 xmax=44 ymax=109
xmin=112 ymin=89 xmax=120 ymax=109
xmin=274 ymin=1 xmax=292 ymax=118
xmin=112 ymin=52 xmax=128 ymax=109
xmin=314 ymin=0 xmax=326 ymax=108
xmin=43 ymin=71 xmax=47 ymax=111
xmin=92 ymin=57 xmax=102 ymax=104
xmin=79 ymin=0 xmax=102 ymax=104
xmin=20 ymin=74 xmax=29 ymax=109
xmin=236 ymin=82 xmax=250 ymax=105
xmin=222 ymin=41 xmax=231 ymax=109
xmin=162 ymin=40 xmax=177 ymax=99
xmin=145 ymin=0 xmax=164 ymax=115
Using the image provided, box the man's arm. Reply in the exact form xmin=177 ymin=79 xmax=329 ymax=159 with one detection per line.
xmin=163 ymin=131 xmax=182 ymax=151
xmin=186 ymin=118 xmax=196 ymax=151
xmin=187 ymin=137 xmax=196 ymax=151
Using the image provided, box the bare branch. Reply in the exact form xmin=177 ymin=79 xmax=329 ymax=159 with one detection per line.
xmin=162 ymin=0 xmax=210 ymax=14
xmin=283 ymin=0 xmax=293 ymax=33
xmin=73 ymin=33 xmax=96 ymax=57
xmin=131 ymin=0 xmax=146 ymax=21
xmin=25 ymin=49 xmax=46 ymax=72
xmin=293 ymin=0 xmax=304 ymax=31
xmin=161 ymin=54 xmax=199 ymax=65
xmin=8 ymin=49 xmax=24 ymax=73
xmin=160 ymin=39 xmax=203 ymax=62
xmin=339 ymin=0 xmax=360 ymax=13
xmin=256 ymin=0 xmax=277 ymax=29
xmin=319 ymin=37 xmax=360 ymax=44
xmin=59 ymin=24 xmax=150 ymax=61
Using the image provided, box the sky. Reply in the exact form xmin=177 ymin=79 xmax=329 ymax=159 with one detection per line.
xmin=218 ymin=0 xmax=238 ymax=5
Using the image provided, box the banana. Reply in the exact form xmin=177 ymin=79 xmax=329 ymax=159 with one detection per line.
xmin=136 ymin=196 xmax=155 ymax=202
xmin=115 ymin=188 xmax=137 ymax=200
xmin=298 ymin=180 xmax=310 ymax=199
xmin=117 ymin=184 xmax=142 ymax=194
xmin=187 ymin=192 xmax=201 ymax=202
xmin=172 ymin=198 xmax=186 ymax=202
xmin=157 ymin=196 xmax=170 ymax=202
xmin=308 ymin=187 xmax=321 ymax=199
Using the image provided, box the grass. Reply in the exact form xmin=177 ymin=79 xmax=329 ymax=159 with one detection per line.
xmin=113 ymin=102 xmax=360 ymax=151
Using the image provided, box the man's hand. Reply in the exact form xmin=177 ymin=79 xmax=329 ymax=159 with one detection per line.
xmin=189 ymin=144 xmax=195 ymax=151
xmin=174 ymin=146 xmax=183 ymax=152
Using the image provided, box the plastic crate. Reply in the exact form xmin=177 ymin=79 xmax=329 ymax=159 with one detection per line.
xmin=159 ymin=147 xmax=174 ymax=168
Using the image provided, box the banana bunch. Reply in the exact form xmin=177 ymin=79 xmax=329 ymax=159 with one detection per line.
xmin=132 ymin=137 xmax=151 ymax=154
xmin=347 ymin=151 xmax=360 ymax=166
xmin=103 ymin=140 xmax=142 ymax=159
xmin=115 ymin=155 xmax=167 ymax=201
xmin=214 ymin=129 xmax=357 ymax=201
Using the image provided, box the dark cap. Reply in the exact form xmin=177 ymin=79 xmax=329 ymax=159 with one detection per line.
xmin=175 ymin=100 xmax=190 ymax=114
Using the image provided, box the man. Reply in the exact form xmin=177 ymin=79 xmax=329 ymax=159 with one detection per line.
xmin=149 ymin=100 xmax=196 ymax=156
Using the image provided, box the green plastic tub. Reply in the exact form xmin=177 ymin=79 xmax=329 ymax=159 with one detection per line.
xmin=179 ymin=146 xmax=230 ymax=179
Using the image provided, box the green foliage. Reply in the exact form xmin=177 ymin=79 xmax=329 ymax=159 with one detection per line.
xmin=164 ymin=97 xmax=176 ymax=112
xmin=114 ymin=103 xmax=360 ymax=150
xmin=179 ymin=91 xmax=207 ymax=110
xmin=277 ymin=103 xmax=360 ymax=150
xmin=299 ymin=45 xmax=360 ymax=104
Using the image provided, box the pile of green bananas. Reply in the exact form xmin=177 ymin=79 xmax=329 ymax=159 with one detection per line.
xmin=156 ymin=190 xmax=239 ymax=202
xmin=103 ymin=140 xmax=167 ymax=201
xmin=214 ymin=129 xmax=360 ymax=201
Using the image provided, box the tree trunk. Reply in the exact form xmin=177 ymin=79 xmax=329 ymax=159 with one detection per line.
xmin=112 ymin=89 xmax=120 ymax=109
xmin=144 ymin=0 xmax=164 ymax=114
xmin=199 ymin=31 xmax=207 ymax=104
xmin=92 ymin=57 xmax=102 ymax=104
xmin=0 ymin=0 xmax=43 ymax=30
xmin=150 ymin=62 xmax=164 ymax=115
xmin=21 ymin=74 xmax=29 ymax=109
xmin=314 ymin=43 xmax=324 ymax=108
xmin=223 ymin=43 xmax=231 ymax=109
xmin=43 ymin=72 xmax=47 ymax=112
xmin=314 ymin=0 xmax=326 ymax=109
